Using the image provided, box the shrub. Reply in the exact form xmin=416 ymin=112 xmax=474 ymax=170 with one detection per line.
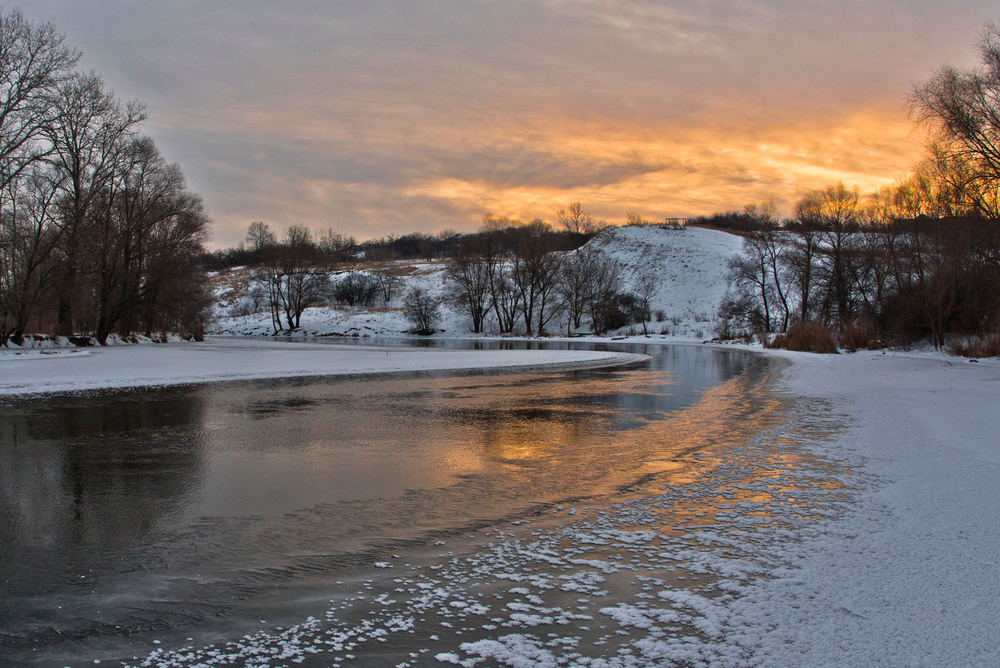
xmin=715 ymin=289 xmax=757 ymax=340
xmin=593 ymin=292 xmax=647 ymax=334
xmin=403 ymin=287 xmax=441 ymax=335
xmin=618 ymin=293 xmax=650 ymax=327
xmin=766 ymin=320 xmax=838 ymax=354
xmin=331 ymin=271 xmax=380 ymax=307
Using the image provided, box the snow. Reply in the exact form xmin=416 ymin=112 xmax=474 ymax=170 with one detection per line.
xmin=0 ymin=338 xmax=647 ymax=397
xmin=584 ymin=225 xmax=743 ymax=339
xmin=718 ymin=348 xmax=1000 ymax=666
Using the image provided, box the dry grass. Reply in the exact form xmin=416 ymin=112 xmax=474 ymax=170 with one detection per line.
xmin=838 ymin=318 xmax=883 ymax=352
xmin=209 ymin=266 xmax=253 ymax=301
xmin=766 ymin=320 xmax=838 ymax=354
xmin=948 ymin=333 xmax=1000 ymax=358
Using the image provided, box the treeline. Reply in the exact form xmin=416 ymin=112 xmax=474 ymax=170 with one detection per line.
xmin=204 ymin=202 xmax=612 ymax=270
xmin=237 ymin=222 xmax=367 ymax=332
xmin=445 ymin=216 xmax=654 ymax=336
xmin=721 ymin=185 xmax=1000 ymax=352
xmin=0 ymin=9 xmax=210 ymax=346
xmin=212 ymin=20 xmax=1000 ymax=350
xmin=203 ymin=228 xmax=457 ymax=269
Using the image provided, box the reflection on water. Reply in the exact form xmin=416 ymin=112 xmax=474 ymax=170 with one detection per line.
xmin=0 ymin=392 xmax=207 ymax=560
xmin=0 ymin=341 xmax=764 ymax=663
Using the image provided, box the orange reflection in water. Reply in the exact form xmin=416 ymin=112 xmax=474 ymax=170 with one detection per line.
xmin=571 ymin=363 xmax=851 ymax=539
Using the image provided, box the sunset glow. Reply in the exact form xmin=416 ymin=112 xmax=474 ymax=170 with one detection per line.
xmin=404 ymin=109 xmax=922 ymax=225
xmin=22 ymin=1 xmax=997 ymax=246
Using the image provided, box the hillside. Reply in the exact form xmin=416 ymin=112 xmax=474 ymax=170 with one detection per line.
xmin=207 ymin=225 xmax=745 ymax=341
xmin=583 ymin=225 xmax=744 ymax=338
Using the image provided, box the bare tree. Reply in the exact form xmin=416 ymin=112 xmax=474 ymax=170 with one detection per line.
xmin=245 ymin=220 xmax=276 ymax=256
xmin=317 ymin=226 xmax=355 ymax=264
xmin=445 ymin=239 xmax=493 ymax=334
xmin=139 ymin=195 xmax=211 ymax=339
xmin=624 ymin=211 xmax=649 ymax=226
xmin=371 ymin=264 xmax=402 ymax=304
xmin=0 ymin=9 xmax=79 ymax=194
xmin=557 ymin=202 xmax=595 ymax=234
xmin=0 ymin=164 xmax=61 ymax=344
xmin=723 ymin=203 xmax=790 ymax=335
xmin=0 ymin=9 xmax=79 ymax=342
xmin=89 ymin=137 xmax=165 ymax=342
xmin=45 ymin=71 xmax=145 ymax=335
xmin=584 ymin=252 xmax=624 ymax=335
xmin=726 ymin=244 xmax=775 ymax=333
xmin=251 ymin=225 xmax=325 ymax=332
xmin=510 ymin=220 xmax=564 ymax=336
xmin=279 ymin=225 xmax=325 ymax=329
xmin=631 ymin=268 xmax=659 ymax=336
xmin=797 ymin=183 xmax=862 ymax=325
xmin=70 ymin=135 xmax=210 ymax=342
xmin=479 ymin=215 xmax=519 ymax=333
xmin=743 ymin=200 xmax=778 ymax=226
xmin=783 ymin=217 xmax=822 ymax=324
xmin=856 ymin=191 xmax=905 ymax=323
xmin=911 ymin=24 xmax=1000 ymax=215
xmin=558 ymin=249 xmax=595 ymax=335
xmin=253 ymin=249 xmax=285 ymax=333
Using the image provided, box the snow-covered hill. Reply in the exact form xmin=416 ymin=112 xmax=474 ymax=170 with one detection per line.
xmin=207 ymin=225 xmax=745 ymax=341
xmin=583 ymin=224 xmax=744 ymax=339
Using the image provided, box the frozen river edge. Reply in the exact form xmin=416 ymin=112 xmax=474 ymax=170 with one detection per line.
xmin=0 ymin=338 xmax=650 ymax=397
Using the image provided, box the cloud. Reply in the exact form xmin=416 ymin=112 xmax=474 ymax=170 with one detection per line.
xmin=19 ymin=0 xmax=999 ymax=247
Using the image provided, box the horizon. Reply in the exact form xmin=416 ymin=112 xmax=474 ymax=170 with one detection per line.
xmin=21 ymin=1 xmax=999 ymax=249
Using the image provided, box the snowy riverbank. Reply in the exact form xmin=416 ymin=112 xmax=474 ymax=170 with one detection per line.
xmin=0 ymin=337 xmax=647 ymax=397
xmin=722 ymin=347 xmax=1000 ymax=665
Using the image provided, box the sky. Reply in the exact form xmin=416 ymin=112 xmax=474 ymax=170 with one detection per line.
xmin=20 ymin=1 xmax=1000 ymax=248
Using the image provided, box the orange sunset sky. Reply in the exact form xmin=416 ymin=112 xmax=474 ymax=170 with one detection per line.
xmin=23 ymin=1 xmax=1000 ymax=247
